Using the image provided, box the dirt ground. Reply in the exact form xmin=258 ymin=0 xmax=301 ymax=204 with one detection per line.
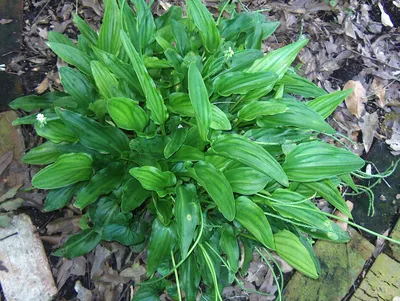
xmin=1 ymin=0 xmax=399 ymax=300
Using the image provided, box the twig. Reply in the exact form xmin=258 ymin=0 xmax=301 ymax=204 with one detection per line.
xmin=345 ymin=47 xmax=400 ymax=71
xmin=32 ymin=0 xmax=51 ymax=25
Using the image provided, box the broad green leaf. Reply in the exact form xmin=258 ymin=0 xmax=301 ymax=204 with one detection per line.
xmin=59 ymin=67 xmax=97 ymax=108
xmin=167 ymin=92 xmax=194 ymax=117
xmin=246 ymin=39 xmax=309 ymax=79
xmin=12 ymin=109 xmax=58 ymax=125
xmin=245 ymin=21 xmax=263 ymax=49
xmin=282 ymin=141 xmax=365 ymax=182
xmin=180 ymin=252 xmax=200 ymax=301
xmin=44 ymin=182 xmax=84 ymax=212
xmin=89 ymin=197 xmax=120 ymax=226
xmin=132 ymin=0 xmax=156 ymax=53
xmin=120 ymin=30 xmax=168 ymax=124
xmin=154 ymin=197 xmax=173 ymax=226
xmin=98 ymin=0 xmax=121 ymax=55
xmin=187 ymin=0 xmax=220 ymax=53
xmin=302 ymin=180 xmax=352 ymax=218
xmin=74 ymin=162 xmax=125 ymax=209
xmin=121 ymin=0 xmax=141 ymax=53
xmin=129 ymin=166 xmax=176 ymax=197
xmin=132 ymin=287 xmax=160 ymax=301
xmin=107 ymin=97 xmax=149 ymax=132
xmin=103 ymin=218 xmax=145 ymax=245
xmin=220 ymin=225 xmax=239 ymax=272
xmin=244 ymin=128 xmax=311 ymax=145
xmin=48 ymin=42 xmax=92 ymax=75
xmin=191 ymin=161 xmax=235 ymax=221
xmin=277 ymin=73 xmax=327 ymax=98
xmin=91 ymin=61 xmax=121 ymax=99
xmin=73 ymin=13 xmax=98 ymax=45
xmin=235 ymin=196 xmax=275 ymax=249
xmin=340 ymin=173 xmax=359 ymax=193
xmin=274 ymin=230 xmax=318 ymax=279
xmin=237 ymin=100 xmax=287 ymax=122
xmin=169 ymin=145 xmax=205 ymax=162
xmin=147 ymin=219 xmax=177 ymax=275
xmin=130 ymin=135 xmax=168 ymax=160
xmin=188 ymin=63 xmax=211 ymax=141
xmin=121 ymin=178 xmax=151 ymax=212
xmin=32 ymin=153 xmax=93 ymax=189
xmin=9 ymin=92 xmax=69 ymax=112
xmin=222 ymin=49 xmax=264 ymax=74
xmin=56 ymin=108 xmax=130 ymax=157
xmin=256 ymin=98 xmax=335 ymax=134
xmin=224 ymin=167 xmax=271 ymax=195
xmin=176 ymin=184 xmax=199 ymax=258
xmin=35 ymin=120 xmax=78 ymax=144
xmin=307 ymin=89 xmax=352 ymax=119
xmin=210 ymin=105 xmax=231 ymax=131
xmin=171 ymin=19 xmax=189 ymax=55
xmin=143 ymin=56 xmax=171 ymax=69
xmin=214 ymin=71 xmax=278 ymax=97
xmin=22 ymin=141 xmax=61 ymax=165
xmin=211 ymin=135 xmax=289 ymax=187
xmin=47 ymin=31 xmax=76 ymax=48
xmin=53 ymin=229 xmax=101 ymax=258
xmin=164 ymin=128 xmax=188 ymax=158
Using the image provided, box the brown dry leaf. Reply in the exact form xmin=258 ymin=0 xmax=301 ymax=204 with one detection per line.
xmin=56 ymin=257 xmax=86 ymax=289
xmin=0 ymin=151 xmax=13 ymax=176
xmin=370 ymin=77 xmax=387 ymax=107
xmin=46 ymin=216 xmax=80 ymax=235
xmin=386 ymin=120 xmax=400 ymax=153
xmin=359 ymin=112 xmax=379 ymax=153
xmin=119 ymin=263 xmax=146 ymax=283
xmin=343 ymin=80 xmax=367 ymax=118
xmin=334 ymin=201 xmax=354 ymax=231
xmin=74 ymin=280 xmax=92 ymax=301
xmin=35 ymin=77 xmax=50 ymax=94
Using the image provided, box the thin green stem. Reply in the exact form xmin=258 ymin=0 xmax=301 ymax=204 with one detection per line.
xmin=171 ymin=250 xmax=182 ymax=301
xmin=256 ymin=247 xmax=282 ymax=301
xmin=216 ymin=0 xmax=231 ymax=26
xmin=199 ymin=244 xmax=223 ymax=301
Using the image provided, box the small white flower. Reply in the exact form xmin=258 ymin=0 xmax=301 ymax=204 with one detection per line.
xmin=224 ymin=47 xmax=234 ymax=59
xmin=36 ymin=113 xmax=47 ymax=127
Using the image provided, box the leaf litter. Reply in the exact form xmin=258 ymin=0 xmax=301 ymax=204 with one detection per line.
xmin=3 ymin=0 xmax=400 ymax=300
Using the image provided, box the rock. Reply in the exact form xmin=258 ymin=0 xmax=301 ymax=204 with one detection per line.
xmin=0 ymin=214 xmax=57 ymax=301
xmin=283 ymin=227 xmax=374 ymax=301
xmin=350 ymin=253 xmax=400 ymax=301
xmin=386 ymin=218 xmax=400 ymax=262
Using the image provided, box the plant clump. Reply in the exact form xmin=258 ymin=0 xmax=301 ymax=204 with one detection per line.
xmin=10 ymin=0 xmax=368 ymax=299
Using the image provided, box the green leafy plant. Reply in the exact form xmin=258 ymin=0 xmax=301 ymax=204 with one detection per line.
xmin=9 ymin=0 xmax=396 ymax=299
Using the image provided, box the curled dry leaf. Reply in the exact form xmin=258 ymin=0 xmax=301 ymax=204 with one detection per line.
xmin=359 ymin=112 xmax=379 ymax=153
xmin=378 ymin=2 xmax=394 ymax=27
xmin=370 ymin=77 xmax=387 ymax=108
xmin=74 ymin=280 xmax=92 ymax=301
xmin=343 ymin=80 xmax=367 ymax=119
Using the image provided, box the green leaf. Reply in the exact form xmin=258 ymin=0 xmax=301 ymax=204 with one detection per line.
xmin=48 ymin=31 xmax=76 ymax=48
xmin=98 ymin=0 xmax=121 ymax=55
xmin=210 ymin=105 xmax=231 ymax=131
xmin=214 ymin=71 xmax=278 ymax=97
xmin=235 ymin=196 xmax=275 ymax=249
xmin=73 ymin=13 xmax=98 ymax=46
xmin=74 ymin=162 xmax=125 ymax=209
xmin=129 ymin=166 xmax=176 ymax=197
xmin=246 ymin=39 xmax=309 ymax=79
xmin=180 ymin=252 xmax=200 ymax=301
xmin=147 ymin=219 xmax=177 ymax=275
xmin=244 ymin=128 xmax=311 ymax=145
xmin=53 ymin=229 xmax=101 ymax=258
xmin=224 ymin=167 xmax=271 ymax=195
xmin=107 ymin=97 xmax=149 ymax=132
xmin=256 ymin=98 xmax=336 ymax=134
xmin=237 ymin=100 xmax=287 ymax=122
xmin=120 ymin=30 xmax=168 ymax=124
xmin=32 ymin=153 xmax=93 ymax=189
xmin=176 ymin=184 xmax=199 ymax=258
xmin=132 ymin=0 xmax=156 ymax=53
xmin=56 ymin=108 xmax=130 ymax=157
xmin=9 ymin=92 xmax=68 ymax=112
xmin=220 ymin=225 xmax=239 ymax=272
xmin=44 ymin=182 xmax=84 ymax=212
xmin=302 ymin=180 xmax=352 ymax=218
xmin=307 ymin=89 xmax=352 ymax=119
xmin=171 ymin=19 xmax=189 ymax=55
xmin=121 ymin=178 xmax=151 ymax=212
xmin=187 ymin=0 xmax=220 ymax=53
xmin=164 ymin=128 xmax=188 ymax=158
xmin=211 ymin=135 xmax=289 ymax=187
xmin=34 ymin=120 xmax=78 ymax=144
xmin=91 ymin=61 xmax=121 ymax=99
xmin=282 ymin=141 xmax=365 ymax=182
xmin=132 ymin=287 xmax=160 ymax=301
xmin=22 ymin=141 xmax=61 ymax=165
xmin=103 ymin=221 xmax=145 ymax=245
xmin=191 ymin=161 xmax=235 ymax=221
xmin=59 ymin=67 xmax=97 ymax=108
xmin=47 ymin=42 xmax=92 ymax=75
xmin=188 ymin=63 xmax=211 ymax=141
xmin=340 ymin=173 xmax=359 ymax=193
xmin=169 ymin=145 xmax=205 ymax=162
xmin=277 ymin=73 xmax=327 ymax=98
xmin=167 ymin=92 xmax=194 ymax=117
xmin=274 ymin=230 xmax=318 ymax=279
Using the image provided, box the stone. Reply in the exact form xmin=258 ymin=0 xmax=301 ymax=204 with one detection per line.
xmin=387 ymin=218 xmax=400 ymax=262
xmin=350 ymin=253 xmax=400 ymax=301
xmin=283 ymin=227 xmax=374 ymax=301
xmin=0 ymin=214 xmax=58 ymax=301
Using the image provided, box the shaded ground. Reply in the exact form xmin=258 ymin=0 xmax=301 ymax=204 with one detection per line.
xmin=0 ymin=0 xmax=399 ymax=300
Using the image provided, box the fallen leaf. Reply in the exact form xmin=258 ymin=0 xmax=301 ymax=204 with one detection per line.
xmin=343 ymin=80 xmax=367 ymax=118
xmin=46 ymin=216 xmax=80 ymax=235
xmin=0 ymin=19 xmax=13 ymax=25
xmin=0 ymin=198 xmax=24 ymax=212
xmin=120 ymin=263 xmax=146 ymax=282
xmin=359 ymin=112 xmax=379 ymax=153
xmin=56 ymin=257 xmax=86 ymax=289
xmin=334 ymin=201 xmax=354 ymax=231
xmin=75 ymin=280 xmax=92 ymax=301
xmin=35 ymin=77 xmax=49 ymax=94
xmin=378 ymin=2 xmax=394 ymax=27
xmin=0 ymin=151 xmax=13 ymax=176
xmin=91 ymin=244 xmax=112 ymax=278
xmin=370 ymin=77 xmax=387 ymax=107
xmin=0 ymin=184 xmax=22 ymax=203
xmin=386 ymin=120 xmax=400 ymax=152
